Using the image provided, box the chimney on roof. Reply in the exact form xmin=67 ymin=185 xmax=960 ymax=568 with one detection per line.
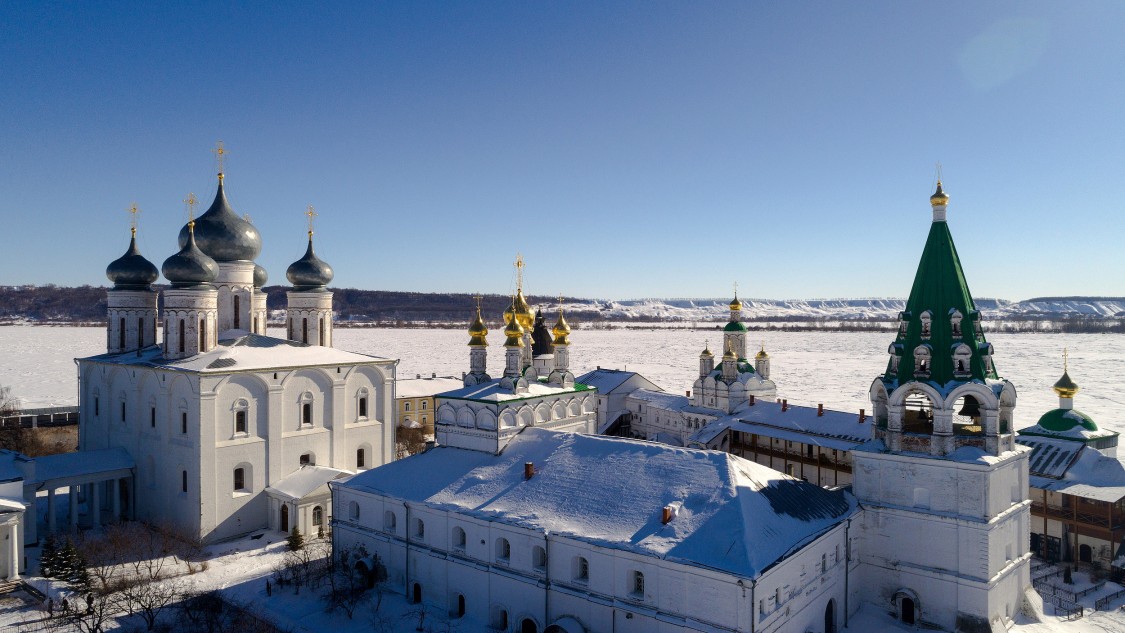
xmin=661 ymin=505 xmax=675 ymax=524
xmin=749 ymin=395 xmax=755 ymax=406
xmin=524 ymin=462 xmax=535 ymax=480
xmin=859 ymin=408 xmax=866 ymax=423
xmin=416 ymin=374 xmax=421 ymax=379
xmin=432 ymin=372 xmax=436 ymax=378
xmin=782 ymin=399 xmax=788 ymax=412
xmin=818 ymin=403 xmax=824 ymax=417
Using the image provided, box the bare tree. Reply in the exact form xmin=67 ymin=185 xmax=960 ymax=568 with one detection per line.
xmin=396 ymin=426 xmax=428 ymax=459
xmin=323 ymin=545 xmax=383 ymax=619
xmin=119 ymin=575 xmax=186 ymax=630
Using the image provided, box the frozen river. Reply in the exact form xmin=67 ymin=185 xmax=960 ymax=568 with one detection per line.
xmin=0 ymin=325 xmax=1121 ymax=435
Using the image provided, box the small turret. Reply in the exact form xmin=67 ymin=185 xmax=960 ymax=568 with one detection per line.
xmin=464 ymin=301 xmax=491 ymax=387
xmin=547 ymin=304 xmax=574 ymax=387
xmin=105 ymin=212 xmax=160 ymax=354
xmin=699 ymin=342 xmax=715 ymax=378
xmin=285 ymin=208 xmax=334 ymax=347
xmin=755 ymin=343 xmax=771 ymax=379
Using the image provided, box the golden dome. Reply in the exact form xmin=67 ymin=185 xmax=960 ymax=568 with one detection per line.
xmin=552 ymin=309 xmax=571 ymax=346
xmin=468 ymin=306 xmax=488 ymax=347
xmin=503 ymin=311 xmax=525 ymax=347
xmin=756 ymin=344 xmax=769 ymax=360
xmin=1053 ymin=370 xmax=1079 ymax=399
xmin=723 ymin=340 xmax=737 ymax=360
xmin=730 ymin=295 xmax=743 ymax=311
xmin=700 ymin=343 xmax=713 ymax=358
xmin=930 ymin=181 xmax=949 ymax=207
xmin=513 ymin=289 xmax=534 ymax=329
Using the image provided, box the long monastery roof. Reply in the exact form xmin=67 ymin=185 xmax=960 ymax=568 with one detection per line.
xmin=343 ymin=427 xmax=857 ymax=578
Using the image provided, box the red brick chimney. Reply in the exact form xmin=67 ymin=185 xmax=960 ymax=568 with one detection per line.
xmin=524 ymin=462 xmax=535 ymax=480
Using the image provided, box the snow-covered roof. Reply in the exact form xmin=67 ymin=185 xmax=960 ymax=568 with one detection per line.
xmin=78 ymin=331 xmax=393 ymax=373
xmin=1018 ymin=436 xmax=1125 ymax=503
xmin=627 ymin=389 xmax=689 ymax=411
xmin=32 ymin=447 xmax=134 ymax=483
xmin=0 ymin=450 xmax=30 ymax=483
xmin=854 ymin=438 xmax=1028 ymax=466
xmin=266 ymin=465 xmax=351 ymax=501
xmin=0 ymin=497 xmax=26 ymax=513
xmin=396 ymin=376 xmax=465 ymax=398
xmin=691 ymin=400 xmax=872 ymax=449
xmin=343 ymin=427 xmax=857 ymax=578
xmin=575 ymin=369 xmax=654 ymax=395
xmin=437 ymin=378 xmax=594 ymax=404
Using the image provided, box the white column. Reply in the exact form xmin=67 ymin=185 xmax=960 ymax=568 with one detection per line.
xmin=47 ymin=489 xmax=56 ymax=534
xmin=91 ymin=481 xmax=101 ymax=527
xmin=111 ymin=479 xmax=121 ymax=522
xmin=8 ymin=521 xmax=18 ymax=579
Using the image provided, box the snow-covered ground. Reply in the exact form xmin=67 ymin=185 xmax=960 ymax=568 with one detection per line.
xmin=1 ymin=325 xmax=1121 ymax=436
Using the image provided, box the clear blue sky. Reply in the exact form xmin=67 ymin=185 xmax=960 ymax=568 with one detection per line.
xmin=2 ymin=2 xmax=1122 ymax=300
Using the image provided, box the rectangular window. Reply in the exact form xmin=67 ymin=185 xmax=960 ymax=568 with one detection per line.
xmin=633 ymin=571 xmax=645 ymax=595
xmin=235 ymin=410 xmax=247 ymax=434
xmin=358 ymin=397 xmax=367 ymax=418
xmin=95 ymin=398 xmax=99 ymax=416
xmin=234 ymin=468 xmax=244 ymax=491
xmin=302 ymin=403 xmax=312 ymax=426
xmin=182 ymin=470 xmax=188 ymax=493
xmin=182 ymin=412 xmax=188 ymax=434
xmin=357 ymin=448 xmax=365 ymax=469
xmin=121 ymin=401 xmax=126 ymax=422
xmin=150 ymin=407 xmax=156 ymax=428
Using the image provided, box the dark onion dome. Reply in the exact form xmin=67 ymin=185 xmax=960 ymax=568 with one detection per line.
xmin=286 ymin=236 xmax=333 ymax=291
xmin=178 ymin=177 xmax=262 ymax=262
xmin=531 ymin=309 xmax=554 ymax=356
xmin=162 ymin=222 xmax=219 ymax=288
xmin=106 ymin=231 xmax=159 ymax=290
xmin=253 ymin=264 xmax=268 ymax=288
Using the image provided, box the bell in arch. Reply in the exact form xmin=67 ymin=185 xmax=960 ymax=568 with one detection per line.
xmin=957 ymin=396 xmax=981 ymax=418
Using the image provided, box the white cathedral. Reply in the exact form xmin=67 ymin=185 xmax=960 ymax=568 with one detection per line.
xmin=332 ymin=183 xmax=1035 ymax=633
xmin=76 ymin=159 xmax=396 ymax=543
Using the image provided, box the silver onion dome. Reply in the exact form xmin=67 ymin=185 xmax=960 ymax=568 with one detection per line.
xmin=106 ymin=233 xmax=159 ymax=290
xmin=253 ymin=263 xmax=268 ymax=288
xmin=163 ymin=224 xmax=219 ymax=287
xmin=286 ymin=236 xmax=333 ymax=291
xmin=177 ymin=178 xmax=262 ymax=262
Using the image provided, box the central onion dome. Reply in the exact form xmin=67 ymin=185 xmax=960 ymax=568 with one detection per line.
xmin=512 ymin=289 xmax=534 ymax=330
xmin=106 ymin=230 xmax=159 ymax=290
xmin=162 ymin=222 xmax=219 ymax=288
xmin=468 ymin=306 xmax=488 ymax=347
xmin=1053 ymin=370 xmax=1079 ymax=399
xmin=178 ymin=176 xmax=262 ymax=262
xmin=286 ymin=235 xmax=334 ymax=291
xmin=503 ymin=304 xmax=525 ymax=347
xmin=253 ymin=264 xmax=268 ymax=288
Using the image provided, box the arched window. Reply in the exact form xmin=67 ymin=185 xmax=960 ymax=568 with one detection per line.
xmin=452 ymin=526 xmax=466 ymax=550
xmin=138 ymin=317 xmax=144 ymax=347
xmin=119 ymin=317 xmax=125 ymax=350
xmin=312 ymin=505 xmax=323 ymax=526
xmin=181 ymin=470 xmax=188 ymax=493
xmin=358 ymin=391 xmax=368 ymax=418
xmin=405 ymin=402 xmax=411 ymax=412
xmin=913 ymin=345 xmax=932 ymax=378
xmin=300 ymin=452 xmax=313 ymax=466
xmin=632 ymin=570 xmax=645 ymax=595
xmin=348 ymin=500 xmax=360 ymax=519
xmin=233 ymin=467 xmax=245 ymax=491
xmin=454 ymin=593 xmax=465 ymax=617
xmin=532 ymin=545 xmax=546 ymax=571
xmin=302 ymin=318 xmax=308 ymax=344
xmin=233 ymin=295 xmax=240 ymax=330
xmin=150 ymin=406 xmax=156 ymax=428
xmin=421 ymin=400 xmax=427 ymax=410
xmin=415 ymin=518 xmax=425 ymax=538
xmin=178 ymin=319 xmax=185 ymax=353
xmin=384 ymin=510 xmax=397 ymax=532
xmin=199 ymin=317 xmax=206 ymax=352
xmin=496 ymin=538 xmax=510 ymax=562
xmin=299 ymin=392 xmax=314 ymax=427
xmin=574 ymin=556 xmax=589 ymax=581
xmin=181 ymin=411 xmax=188 ymax=434
xmin=919 ymin=310 xmax=932 ymax=338
xmin=319 ymin=318 xmax=325 ymax=345
xmin=356 ymin=447 xmax=366 ymax=469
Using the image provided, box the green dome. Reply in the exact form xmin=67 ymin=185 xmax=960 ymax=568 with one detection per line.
xmin=1036 ymin=408 xmax=1098 ymax=433
xmin=723 ymin=321 xmax=748 ymax=332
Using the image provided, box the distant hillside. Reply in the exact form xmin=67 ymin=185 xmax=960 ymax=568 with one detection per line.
xmin=1 ymin=285 xmax=1122 ymax=327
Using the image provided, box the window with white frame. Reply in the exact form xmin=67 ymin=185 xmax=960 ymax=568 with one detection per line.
xmin=349 ymin=501 xmax=360 ymax=520
xmin=632 ymin=570 xmax=645 ymax=596
xmin=414 ymin=518 xmax=425 ymax=539
xmin=299 ymin=392 xmax=314 ymax=427
xmin=574 ymin=556 xmax=589 ymax=582
xmin=496 ymin=538 xmax=510 ymax=562
xmin=532 ymin=545 xmax=546 ymax=571
xmin=384 ymin=510 xmax=397 ymax=532
xmin=452 ymin=526 xmax=466 ymax=550
xmin=234 ymin=399 xmax=249 ymax=435
xmin=233 ymin=467 xmax=245 ymax=492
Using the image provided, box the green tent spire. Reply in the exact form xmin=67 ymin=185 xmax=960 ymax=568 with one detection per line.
xmin=885 ymin=183 xmax=998 ymax=386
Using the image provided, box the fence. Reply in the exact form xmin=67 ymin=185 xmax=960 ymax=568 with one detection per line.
xmin=1095 ymin=587 xmax=1125 ymax=610
xmin=0 ymin=406 xmax=79 ymax=428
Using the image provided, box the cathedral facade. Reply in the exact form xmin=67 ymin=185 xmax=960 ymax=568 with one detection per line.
xmin=77 ymin=159 xmax=396 ymax=543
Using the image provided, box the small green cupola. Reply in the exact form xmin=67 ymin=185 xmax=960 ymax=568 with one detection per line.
xmin=1018 ymin=358 xmax=1119 ymax=450
xmin=883 ymin=181 xmax=998 ymax=388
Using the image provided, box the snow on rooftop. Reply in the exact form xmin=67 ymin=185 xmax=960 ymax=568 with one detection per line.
xmin=691 ymin=400 xmax=872 ymax=449
xmin=628 ymin=388 xmax=690 ymax=410
xmin=79 ymin=331 xmax=393 ymax=373
xmin=1019 ymin=436 xmax=1125 ymax=502
xmin=32 ymin=447 xmax=133 ymax=483
xmin=575 ymin=368 xmax=649 ymax=394
xmin=343 ymin=427 xmax=857 ymax=578
xmin=266 ymin=465 xmax=351 ymax=501
xmin=437 ymin=377 xmax=594 ymax=403
xmin=395 ymin=376 xmax=465 ymax=398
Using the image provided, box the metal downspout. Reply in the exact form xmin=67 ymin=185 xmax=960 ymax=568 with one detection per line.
xmin=404 ymin=502 xmax=411 ymax=598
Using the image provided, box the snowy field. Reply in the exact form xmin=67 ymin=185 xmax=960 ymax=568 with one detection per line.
xmin=1 ymin=325 xmax=1121 ymax=435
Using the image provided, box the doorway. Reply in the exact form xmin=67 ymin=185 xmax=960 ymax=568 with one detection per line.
xmin=1079 ymin=544 xmax=1092 ymax=563
xmin=824 ymin=598 xmax=836 ymax=633
xmin=412 ymin=583 xmax=422 ymax=604
xmin=520 ymin=618 xmax=538 ymax=633
xmin=901 ymin=597 xmax=916 ymax=625
xmin=280 ymin=504 xmax=289 ymax=533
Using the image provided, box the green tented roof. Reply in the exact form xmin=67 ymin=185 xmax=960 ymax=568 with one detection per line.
xmin=885 ymin=217 xmax=998 ymax=386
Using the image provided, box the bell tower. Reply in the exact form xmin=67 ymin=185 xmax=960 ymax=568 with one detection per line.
xmin=852 ymin=180 xmax=1032 ymax=632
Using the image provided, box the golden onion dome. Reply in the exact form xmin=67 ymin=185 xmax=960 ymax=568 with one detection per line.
xmin=503 ymin=301 xmax=515 ymax=325
xmin=930 ymin=181 xmax=949 ymax=207
xmin=552 ymin=309 xmax=571 ymax=346
xmin=467 ymin=306 xmax=488 ymax=347
xmin=513 ymin=289 xmax=534 ymax=329
xmin=503 ymin=312 xmax=525 ymax=347
xmin=1053 ymin=370 xmax=1079 ymax=399
xmin=700 ymin=343 xmax=713 ymax=358
xmin=729 ymin=295 xmax=743 ymax=311
xmin=723 ymin=340 xmax=737 ymax=360
xmin=756 ymin=343 xmax=769 ymax=360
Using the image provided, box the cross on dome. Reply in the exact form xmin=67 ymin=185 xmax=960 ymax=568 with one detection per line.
xmin=184 ymin=192 xmax=198 ymax=223
xmin=212 ymin=140 xmax=228 ymax=179
xmin=306 ymin=205 xmax=318 ymax=237
xmin=127 ymin=203 xmax=141 ymax=236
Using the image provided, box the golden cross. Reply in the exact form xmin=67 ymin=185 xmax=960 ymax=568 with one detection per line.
xmin=127 ymin=203 xmax=140 ymax=236
xmin=733 ymin=281 xmax=738 ymax=298
xmin=213 ymin=140 xmax=228 ymax=176
xmin=935 ymin=161 xmax=943 ymax=184
xmin=514 ymin=253 xmax=525 ymax=290
xmin=1063 ymin=347 xmax=1069 ymax=372
xmin=306 ymin=205 xmax=317 ymax=237
xmin=473 ymin=293 xmax=482 ymax=310
xmin=184 ymin=193 xmax=198 ymax=221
